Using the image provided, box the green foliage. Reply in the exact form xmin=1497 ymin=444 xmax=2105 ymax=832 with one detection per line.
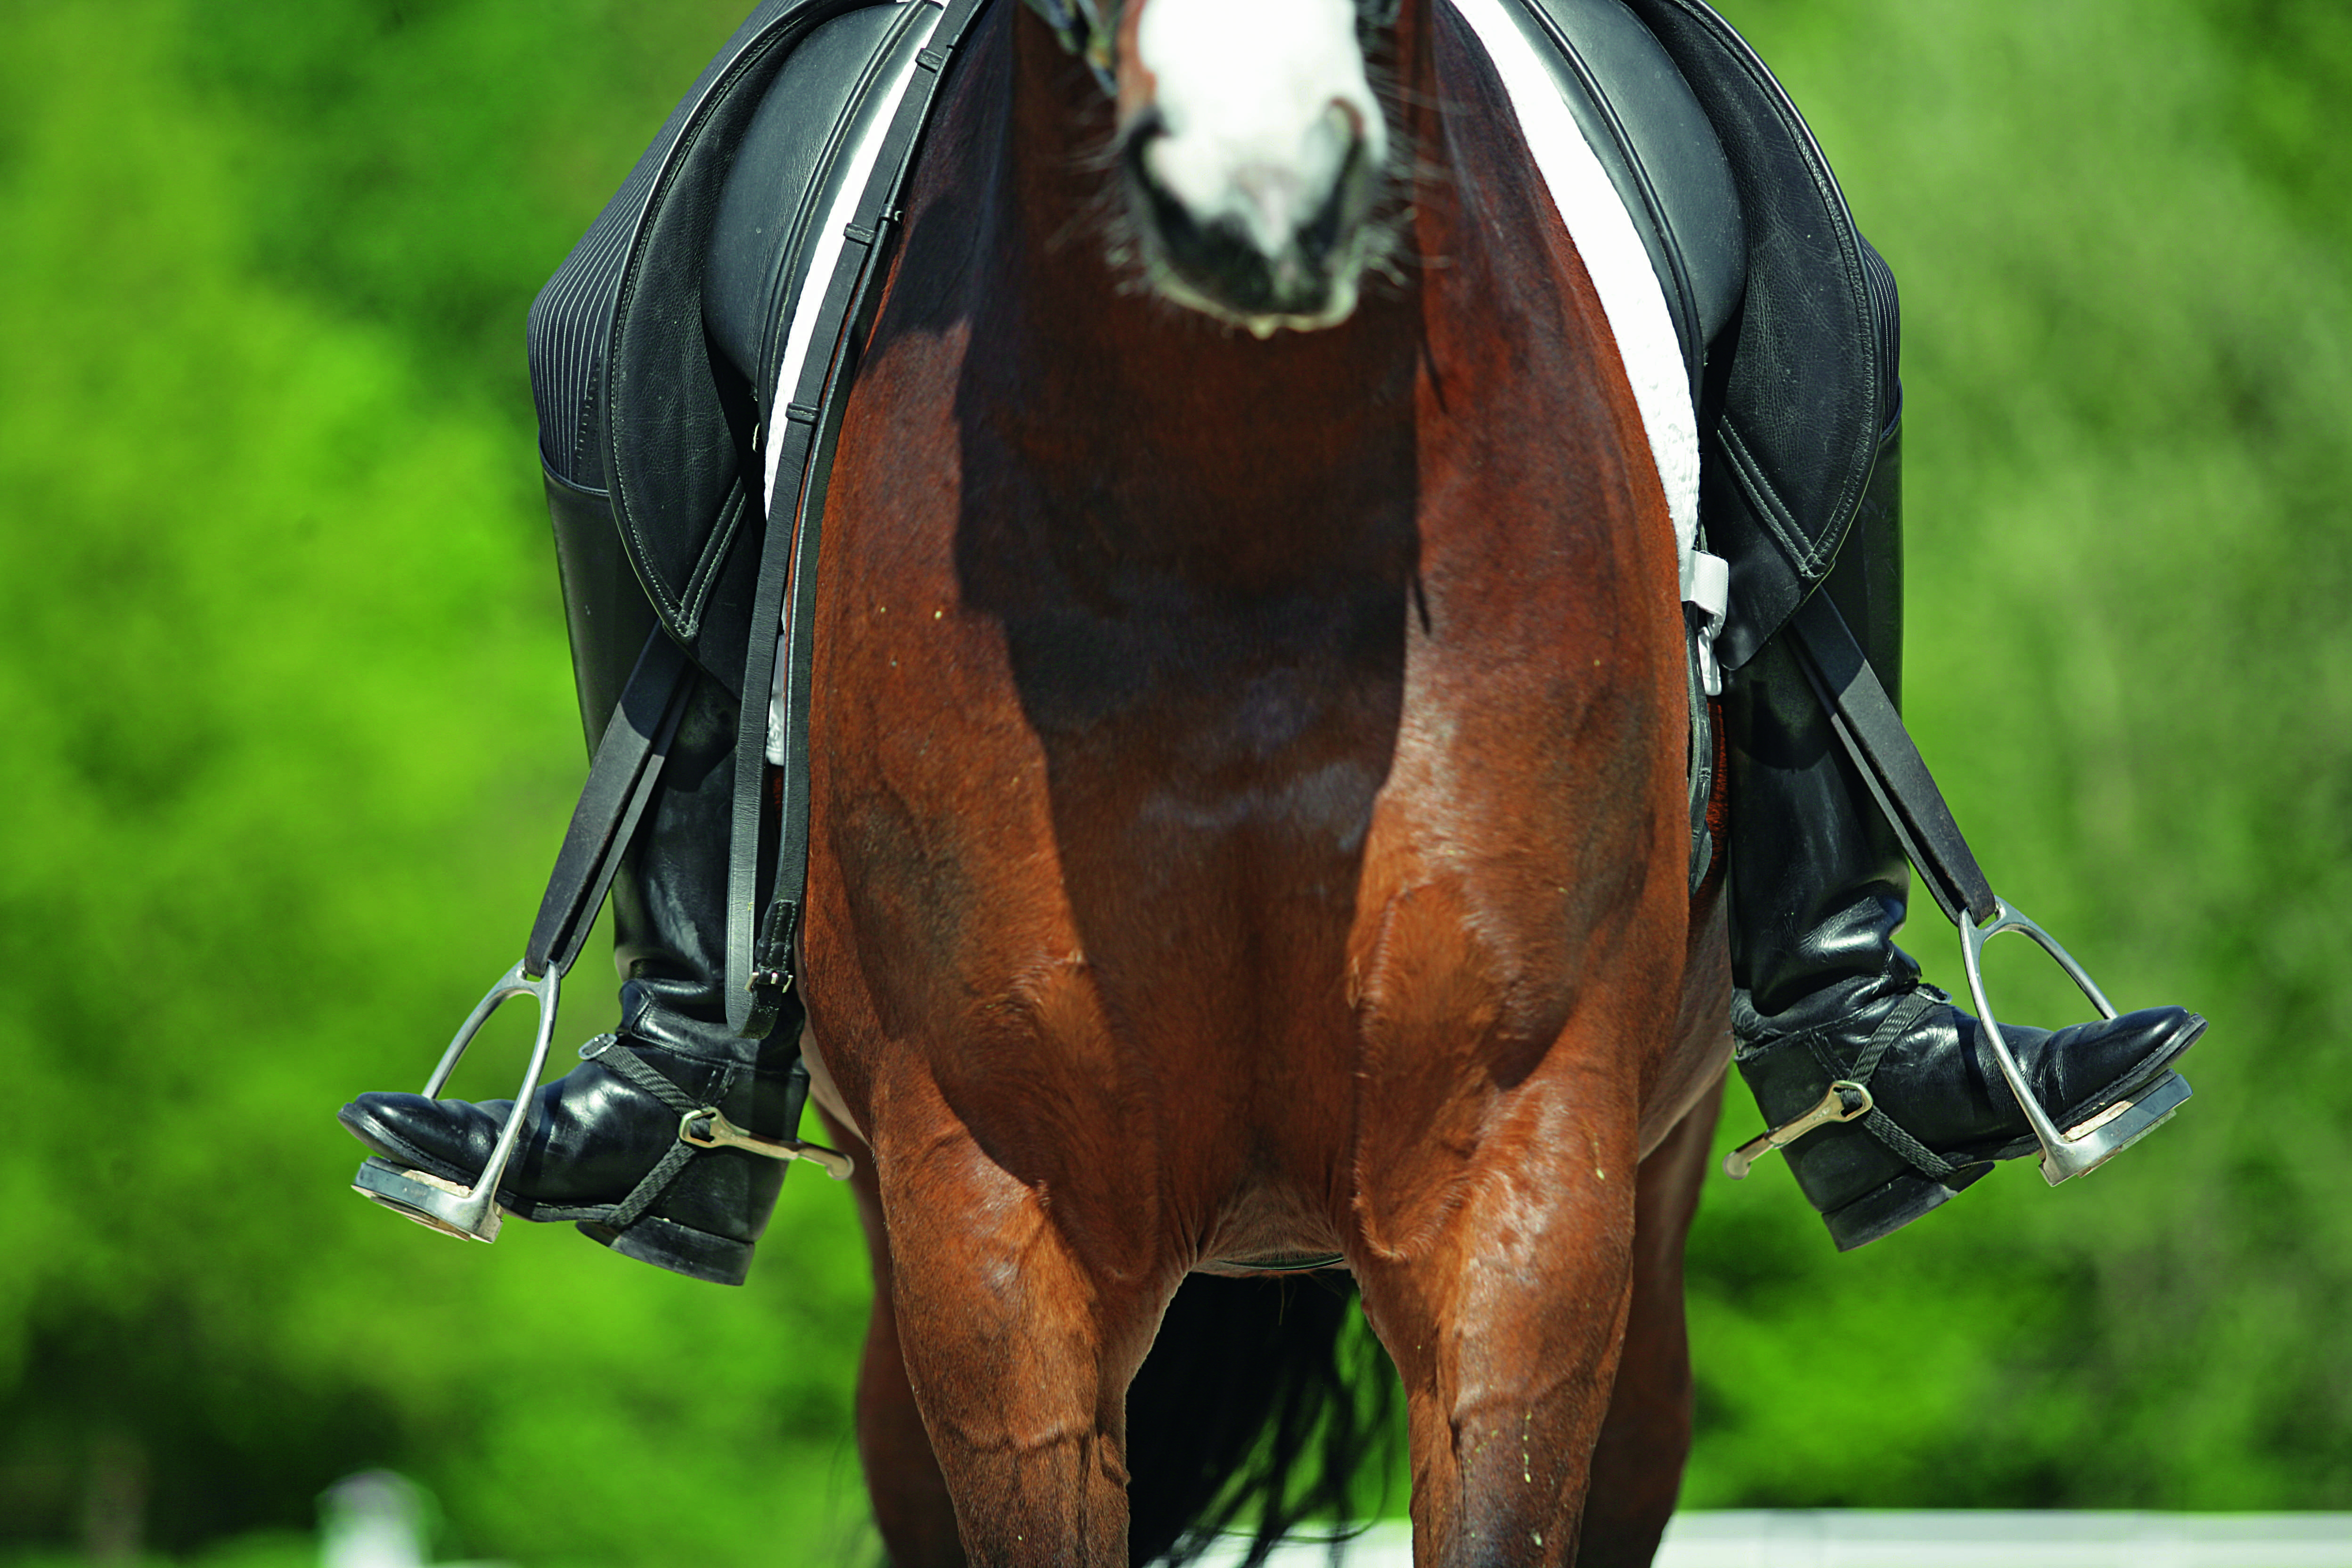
xmin=0 ymin=0 xmax=2344 ymax=1560
xmin=1681 ymin=0 xmax=2352 ymax=1514
xmin=0 ymin=3 xmax=874 ymax=1562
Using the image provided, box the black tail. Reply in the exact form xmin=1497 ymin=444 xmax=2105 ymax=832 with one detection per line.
xmin=1124 ymin=1273 xmax=1401 ymax=1568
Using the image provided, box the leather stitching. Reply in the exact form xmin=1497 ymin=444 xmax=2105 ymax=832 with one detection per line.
xmin=1714 ymin=416 xmax=1810 ymax=569
xmin=678 ymin=476 xmax=752 ymax=637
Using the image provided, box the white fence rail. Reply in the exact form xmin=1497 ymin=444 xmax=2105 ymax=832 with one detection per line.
xmin=1192 ymin=1513 xmax=2352 ymax=1567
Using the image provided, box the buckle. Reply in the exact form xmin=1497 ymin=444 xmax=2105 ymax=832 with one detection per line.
xmin=1681 ymin=549 xmax=1729 ymax=699
xmin=1723 ymin=1079 xmax=1873 ymax=1179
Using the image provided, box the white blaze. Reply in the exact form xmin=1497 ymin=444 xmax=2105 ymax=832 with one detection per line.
xmin=1134 ymin=0 xmax=1385 ymax=257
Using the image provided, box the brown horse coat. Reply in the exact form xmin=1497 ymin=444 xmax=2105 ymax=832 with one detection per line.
xmin=794 ymin=0 xmax=1731 ymax=1560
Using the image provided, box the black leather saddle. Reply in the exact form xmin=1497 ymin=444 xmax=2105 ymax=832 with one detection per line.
xmin=526 ymin=0 xmax=1900 ymax=711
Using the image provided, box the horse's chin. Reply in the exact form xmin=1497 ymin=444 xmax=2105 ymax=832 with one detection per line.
xmin=1125 ymin=170 xmax=1380 ymax=335
xmin=1143 ymin=250 xmax=1365 ymax=337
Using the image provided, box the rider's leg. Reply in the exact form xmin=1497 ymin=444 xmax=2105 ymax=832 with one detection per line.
xmin=1720 ymin=411 xmax=2204 ymax=1250
xmin=339 ymin=486 xmax=805 ymax=1287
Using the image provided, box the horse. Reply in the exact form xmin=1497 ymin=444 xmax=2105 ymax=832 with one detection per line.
xmin=789 ymin=0 xmax=1733 ymax=1557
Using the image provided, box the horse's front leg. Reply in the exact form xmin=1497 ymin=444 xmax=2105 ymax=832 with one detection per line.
xmin=1354 ymin=1081 xmax=1644 ymax=1568
xmin=1574 ymin=1081 xmax=1723 ymax=1568
xmin=866 ymin=1070 xmax=1170 ymax=1568
xmin=827 ymin=1103 xmax=968 ymax=1568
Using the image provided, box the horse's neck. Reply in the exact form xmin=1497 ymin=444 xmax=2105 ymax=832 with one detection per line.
xmin=902 ymin=0 xmax=1587 ymax=607
xmin=943 ymin=4 xmax=1477 ymax=594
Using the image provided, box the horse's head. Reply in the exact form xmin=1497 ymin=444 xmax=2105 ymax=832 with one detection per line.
xmin=1030 ymin=0 xmax=1397 ymax=335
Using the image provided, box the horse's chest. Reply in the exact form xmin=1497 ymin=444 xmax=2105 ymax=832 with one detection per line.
xmin=817 ymin=547 xmax=1651 ymax=1063
xmin=810 ymin=317 xmax=1677 ymax=1115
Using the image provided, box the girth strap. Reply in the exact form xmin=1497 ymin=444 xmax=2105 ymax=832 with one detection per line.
xmin=726 ymin=0 xmax=992 ymax=1037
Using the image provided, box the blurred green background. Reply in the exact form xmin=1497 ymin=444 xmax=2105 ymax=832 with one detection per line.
xmin=0 ymin=0 xmax=2344 ymax=1561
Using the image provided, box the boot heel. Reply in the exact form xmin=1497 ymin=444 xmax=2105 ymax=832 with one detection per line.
xmin=578 ymin=1212 xmax=754 ymax=1286
xmin=1821 ymin=1160 xmax=1991 ymax=1252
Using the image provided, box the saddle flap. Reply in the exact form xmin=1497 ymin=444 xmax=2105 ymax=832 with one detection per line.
xmin=704 ymin=5 xmax=924 ymax=410
xmin=1617 ymin=0 xmax=1897 ymax=669
xmin=527 ymin=0 xmax=900 ymax=675
xmin=1502 ymin=0 xmax=1745 ymax=387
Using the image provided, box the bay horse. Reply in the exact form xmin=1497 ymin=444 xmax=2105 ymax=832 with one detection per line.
xmin=792 ymin=0 xmax=1732 ymax=1558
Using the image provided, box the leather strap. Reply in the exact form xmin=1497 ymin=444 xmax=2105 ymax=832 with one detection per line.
xmin=525 ymin=1035 xmax=721 ymax=1228
xmin=727 ymin=0 xmax=993 ymax=1037
xmin=1786 ymin=590 xmax=1998 ymax=929
xmin=1841 ymin=990 xmax=1960 ymax=1181
xmin=524 ymin=627 xmax=694 ymax=980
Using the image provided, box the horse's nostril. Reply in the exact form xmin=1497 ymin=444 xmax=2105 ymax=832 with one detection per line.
xmin=1296 ymin=120 xmax=1367 ymax=267
xmin=1325 ymin=97 xmax=1364 ymax=146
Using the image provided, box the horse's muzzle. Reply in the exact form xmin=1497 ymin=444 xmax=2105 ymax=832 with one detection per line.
xmin=1122 ymin=105 xmax=1380 ymax=334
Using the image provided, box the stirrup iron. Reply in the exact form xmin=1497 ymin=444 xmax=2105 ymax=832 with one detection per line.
xmin=1786 ymin=591 xmax=2191 ymax=1187
xmin=352 ymin=961 xmax=564 ymax=1241
xmin=350 ymin=629 xmax=694 ymax=1243
xmin=1958 ymin=898 xmax=2190 ymax=1184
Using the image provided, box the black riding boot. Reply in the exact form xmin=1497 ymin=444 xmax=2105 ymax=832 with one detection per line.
xmin=342 ymin=488 xmax=810 ymax=1286
xmin=1722 ymin=417 xmax=2204 ymax=1250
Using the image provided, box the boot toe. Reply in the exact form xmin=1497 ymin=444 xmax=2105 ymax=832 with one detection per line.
xmin=341 ymin=1051 xmax=745 ymax=1208
xmin=1886 ymin=1000 xmax=2205 ymax=1160
xmin=339 ymin=1092 xmax=506 ymax=1184
xmin=2020 ymin=1005 xmax=2205 ymax=1134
